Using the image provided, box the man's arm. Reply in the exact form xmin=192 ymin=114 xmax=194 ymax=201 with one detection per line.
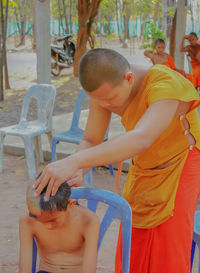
xmin=34 ymin=99 xmax=179 ymax=198
xmin=66 ymin=99 xmax=111 ymax=186
xmin=19 ymin=216 xmax=34 ymax=273
xmin=144 ymin=50 xmax=154 ymax=60
xmin=179 ymin=36 xmax=190 ymax=52
xmin=82 ymin=213 xmax=100 ymax=273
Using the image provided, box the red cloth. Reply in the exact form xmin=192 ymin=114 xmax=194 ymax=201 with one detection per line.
xmin=115 ymin=147 xmax=200 ymax=273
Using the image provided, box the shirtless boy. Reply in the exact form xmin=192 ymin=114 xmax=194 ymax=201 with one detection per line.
xmin=19 ymin=181 xmax=100 ymax=273
xmin=144 ymin=38 xmax=186 ymax=75
xmin=180 ymin=32 xmax=200 ymax=64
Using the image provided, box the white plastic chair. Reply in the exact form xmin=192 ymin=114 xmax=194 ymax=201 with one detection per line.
xmin=0 ymin=84 xmax=56 ymax=179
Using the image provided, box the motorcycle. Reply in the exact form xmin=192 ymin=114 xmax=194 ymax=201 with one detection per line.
xmin=51 ymin=34 xmax=76 ymax=76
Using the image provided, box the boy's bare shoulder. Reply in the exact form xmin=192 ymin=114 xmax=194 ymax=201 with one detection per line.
xmin=19 ymin=214 xmax=37 ymax=231
xmin=75 ymin=205 xmax=100 ymax=228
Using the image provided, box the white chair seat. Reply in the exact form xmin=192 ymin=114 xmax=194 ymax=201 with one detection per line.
xmin=0 ymin=84 xmax=56 ymax=179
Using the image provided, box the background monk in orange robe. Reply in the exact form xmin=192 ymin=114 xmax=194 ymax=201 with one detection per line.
xmin=180 ymin=32 xmax=200 ymax=88
xmin=144 ymin=38 xmax=186 ymax=76
xmin=33 ymin=49 xmax=200 ymax=273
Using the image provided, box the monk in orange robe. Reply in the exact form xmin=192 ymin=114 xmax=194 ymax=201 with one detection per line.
xmin=144 ymin=38 xmax=186 ymax=76
xmin=34 ymin=49 xmax=200 ymax=273
xmin=180 ymin=32 xmax=200 ymax=88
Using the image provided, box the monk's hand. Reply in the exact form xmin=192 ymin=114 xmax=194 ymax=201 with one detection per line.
xmin=67 ymin=169 xmax=84 ymax=188
xmin=33 ymin=155 xmax=79 ymax=200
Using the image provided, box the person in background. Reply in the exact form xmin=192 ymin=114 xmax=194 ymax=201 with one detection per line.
xmin=144 ymin=38 xmax=186 ymax=76
xmin=180 ymin=32 xmax=200 ymax=88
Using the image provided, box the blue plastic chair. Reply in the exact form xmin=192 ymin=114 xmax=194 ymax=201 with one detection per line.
xmin=191 ymin=210 xmax=200 ymax=272
xmin=32 ymin=187 xmax=132 ymax=273
xmin=0 ymin=84 xmax=56 ymax=179
xmin=51 ymin=89 xmax=114 ymax=187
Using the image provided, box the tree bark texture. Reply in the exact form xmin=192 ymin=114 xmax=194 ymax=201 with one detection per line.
xmin=169 ymin=9 xmax=176 ymax=59
xmin=62 ymin=0 xmax=69 ymax=34
xmin=123 ymin=0 xmax=131 ymax=45
xmin=3 ymin=0 xmax=10 ymax=89
xmin=0 ymin=0 xmax=4 ymax=100
xmin=73 ymin=0 xmax=102 ymax=77
xmin=153 ymin=0 xmax=160 ymax=24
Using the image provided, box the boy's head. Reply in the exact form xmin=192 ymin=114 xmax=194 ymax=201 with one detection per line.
xmin=188 ymin=32 xmax=198 ymax=46
xmin=26 ymin=178 xmax=74 ymax=229
xmin=154 ymin=39 xmax=166 ymax=54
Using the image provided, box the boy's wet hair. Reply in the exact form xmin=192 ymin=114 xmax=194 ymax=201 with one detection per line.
xmin=79 ymin=48 xmax=130 ymax=92
xmin=154 ymin=38 xmax=165 ymax=45
xmin=189 ymin=32 xmax=198 ymax=38
xmin=37 ymin=173 xmax=71 ymax=212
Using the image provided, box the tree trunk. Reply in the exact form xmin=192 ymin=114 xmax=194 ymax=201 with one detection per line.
xmin=62 ymin=0 xmax=69 ymax=34
xmin=167 ymin=0 xmax=176 ymax=37
xmin=153 ymin=0 xmax=160 ymax=24
xmin=18 ymin=16 xmax=26 ymax=46
xmin=69 ymin=0 xmax=72 ymax=33
xmin=58 ymin=0 xmax=64 ymax=35
xmin=73 ymin=0 xmax=102 ymax=77
xmin=169 ymin=9 xmax=176 ymax=59
xmin=123 ymin=0 xmax=130 ymax=47
xmin=161 ymin=0 xmax=167 ymax=34
xmin=32 ymin=0 xmax=36 ymax=50
xmin=0 ymin=0 xmax=4 ymax=100
xmin=3 ymin=0 xmax=10 ymax=89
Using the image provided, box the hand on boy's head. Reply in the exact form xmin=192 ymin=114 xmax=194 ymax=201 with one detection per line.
xmin=33 ymin=156 xmax=80 ymax=200
xmin=67 ymin=169 xmax=84 ymax=188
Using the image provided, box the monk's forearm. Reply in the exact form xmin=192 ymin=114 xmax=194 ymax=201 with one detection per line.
xmin=74 ymin=130 xmax=149 ymax=169
xmin=75 ymin=139 xmax=96 ymax=175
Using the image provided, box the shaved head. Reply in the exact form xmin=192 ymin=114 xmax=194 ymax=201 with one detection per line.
xmin=26 ymin=177 xmax=71 ymax=216
xmin=26 ymin=180 xmax=41 ymax=215
xmin=79 ymin=48 xmax=131 ymax=92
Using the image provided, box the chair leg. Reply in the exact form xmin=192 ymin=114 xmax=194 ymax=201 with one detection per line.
xmin=191 ymin=240 xmax=196 ymax=272
xmin=38 ymin=135 xmax=44 ymax=163
xmin=108 ymin=164 xmax=114 ymax=176
xmin=34 ymin=136 xmax=40 ymax=168
xmin=47 ymin=131 xmax=53 ymax=152
xmin=24 ymin=136 xmax=37 ymax=179
xmin=85 ymin=171 xmax=93 ymax=188
xmin=0 ymin=132 xmax=5 ymax=172
xmin=51 ymin=138 xmax=58 ymax=162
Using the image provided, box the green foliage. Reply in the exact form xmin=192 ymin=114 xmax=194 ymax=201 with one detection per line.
xmin=143 ymin=19 xmax=166 ymax=48
xmin=50 ymin=0 xmax=78 ymax=20
xmin=8 ymin=0 xmax=33 ymax=22
xmin=101 ymin=0 xmax=116 ymax=21
xmin=133 ymin=0 xmax=154 ymax=18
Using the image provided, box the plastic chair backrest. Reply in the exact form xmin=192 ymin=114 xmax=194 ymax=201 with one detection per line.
xmin=32 ymin=187 xmax=132 ymax=273
xmin=69 ymin=89 xmax=110 ymax=139
xmin=70 ymin=89 xmax=89 ymax=131
xmin=20 ymin=84 xmax=56 ymax=129
xmin=71 ymin=187 xmax=132 ymax=273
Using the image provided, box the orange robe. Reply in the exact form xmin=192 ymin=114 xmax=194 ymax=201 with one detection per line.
xmin=162 ymin=54 xmax=186 ymax=77
xmin=115 ymin=65 xmax=200 ymax=273
xmin=162 ymin=54 xmax=176 ymax=69
xmin=188 ymin=46 xmax=200 ymax=88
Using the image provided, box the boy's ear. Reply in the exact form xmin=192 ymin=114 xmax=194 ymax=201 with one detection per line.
xmin=68 ymin=199 xmax=77 ymax=208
